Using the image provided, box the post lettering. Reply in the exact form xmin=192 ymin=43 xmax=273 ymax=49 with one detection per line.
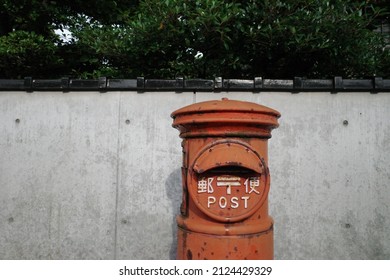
xmin=242 ymin=196 xmax=249 ymax=208
xmin=207 ymin=196 xmax=216 ymax=208
xmin=219 ymin=197 xmax=227 ymax=208
xmin=230 ymin=197 xmax=239 ymax=209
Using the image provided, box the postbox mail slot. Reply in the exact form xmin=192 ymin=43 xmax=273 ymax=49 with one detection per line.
xmin=205 ymin=166 xmax=253 ymax=174
xmin=193 ymin=142 xmax=264 ymax=174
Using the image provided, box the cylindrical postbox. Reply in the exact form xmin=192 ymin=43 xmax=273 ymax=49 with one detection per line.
xmin=171 ymin=98 xmax=280 ymax=260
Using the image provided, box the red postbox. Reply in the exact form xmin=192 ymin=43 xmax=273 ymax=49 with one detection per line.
xmin=171 ymin=98 xmax=280 ymax=260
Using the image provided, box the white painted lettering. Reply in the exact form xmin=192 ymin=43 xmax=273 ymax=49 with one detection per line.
xmin=197 ymin=178 xmax=208 ymax=193
xmin=244 ymin=177 xmax=260 ymax=194
xmin=207 ymin=177 xmax=214 ymax=193
xmin=230 ymin=197 xmax=239 ymax=209
xmin=242 ymin=196 xmax=250 ymax=208
xmin=207 ymin=196 xmax=216 ymax=208
xmin=207 ymin=196 xmax=252 ymax=209
xmin=217 ymin=176 xmax=240 ymax=181
xmin=219 ymin=197 xmax=227 ymax=208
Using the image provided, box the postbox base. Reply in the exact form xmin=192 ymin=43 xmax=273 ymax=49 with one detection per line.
xmin=176 ymin=226 xmax=273 ymax=260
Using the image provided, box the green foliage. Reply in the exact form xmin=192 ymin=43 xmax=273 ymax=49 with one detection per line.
xmin=66 ymin=17 xmax=135 ymax=78
xmin=126 ymin=0 xmax=245 ymax=77
xmin=0 ymin=0 xmax=389 ymax=78
xmin=237 ymin=0 xmax=388 ymax=78
xmin=0 ymin=31 xmax=62 ymax=78
xmin=122 ymin=0 xmax=389 ymax=78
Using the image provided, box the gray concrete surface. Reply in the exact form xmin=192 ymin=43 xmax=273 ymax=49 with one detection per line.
xmin=0 ymin=90 xmax=389 ymax=259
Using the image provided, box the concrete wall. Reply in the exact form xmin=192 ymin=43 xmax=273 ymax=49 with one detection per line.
xmin=0 ymin=90 xmax=389 ymax=260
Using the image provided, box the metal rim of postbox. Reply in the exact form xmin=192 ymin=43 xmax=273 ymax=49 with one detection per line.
xmin=171 ymin=98 xmax=281 ymax=117
xmin=187 ymin=139 xmax=270 ymax=223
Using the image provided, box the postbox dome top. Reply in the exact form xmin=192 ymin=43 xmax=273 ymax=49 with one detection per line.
xmin=171 ymin=98 xmax=281 ymax=118
xmin=171 ymin=98 xmax=281 ymax=138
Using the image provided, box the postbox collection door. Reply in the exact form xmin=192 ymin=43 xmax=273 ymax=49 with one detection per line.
xmin=188 ymin=140 xmax=270 ymax=223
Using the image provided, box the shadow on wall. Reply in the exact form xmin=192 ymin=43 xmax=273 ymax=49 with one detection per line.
xmin=165 ymin=168 xmax=182 ymax=260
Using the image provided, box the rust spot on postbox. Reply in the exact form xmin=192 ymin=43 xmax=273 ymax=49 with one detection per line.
xmin=171 ymin=98 xmax=280 ymax=260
